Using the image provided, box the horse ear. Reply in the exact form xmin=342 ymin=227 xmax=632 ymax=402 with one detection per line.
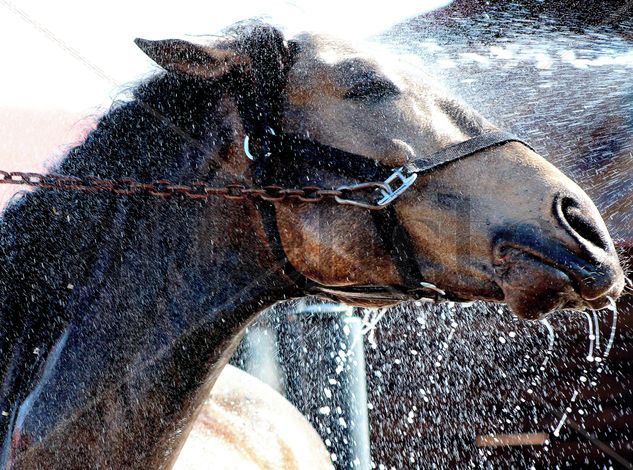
xmin=134 ymin=38 xmax=244 ymax=78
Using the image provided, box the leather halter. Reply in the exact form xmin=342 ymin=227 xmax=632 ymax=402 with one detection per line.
xmin=228 ymin=34 xmax=533 ymax=300
xmin=242 ymin=127 xmax=532 ymax=301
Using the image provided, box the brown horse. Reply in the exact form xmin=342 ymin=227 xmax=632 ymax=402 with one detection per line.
xmin=0 ymin=23 xmax=624 ymax=469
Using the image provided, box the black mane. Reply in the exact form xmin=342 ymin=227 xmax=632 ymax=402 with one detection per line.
xmin=66 ymin=72 xmax=229 ymax=180
xmin=0 ymin=70 xmax=230 ymax=440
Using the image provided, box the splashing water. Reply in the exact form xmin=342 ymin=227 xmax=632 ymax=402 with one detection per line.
xmin=433 ymin=314 xmax=458 ymax=369
xmin=539 ymin=318 xmax=556 ymax=369
xmin=552 ymin=390 xmax=578 ymax=438
xmin=581 ymin=311 xmax=596 ymax=362
xmin=546 ymin=315 xmax=585 ymax=438
xmin=592 ymin=310 xmax=601 ymax=353
xmin=548 ymin=298 xmax=621 ymax=439
xmin=602 ymin=296 xmax=619 ymax=359
xmin=359 ymin=308 xmax=386 ymax=350
xmin=354 ymin=297 xmax=625 ymax=465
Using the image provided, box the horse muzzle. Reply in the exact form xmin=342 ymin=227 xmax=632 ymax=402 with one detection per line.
xmin=492 ymin=222 xmax=625 ymax=320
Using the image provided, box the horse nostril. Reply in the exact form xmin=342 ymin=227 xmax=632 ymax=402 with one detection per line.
xmin=557 ymin=196 xmax=609 ymax=251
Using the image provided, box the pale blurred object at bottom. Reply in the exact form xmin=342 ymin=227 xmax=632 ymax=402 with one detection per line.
xmin=174 ymin=365 xmax=333 ymax=470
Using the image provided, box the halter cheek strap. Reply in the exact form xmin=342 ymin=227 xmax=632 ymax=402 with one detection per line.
xmin=337 ymin=131 xmax=533 ymax=290
xmin=373 ymin=131 xmax=531 ymax=290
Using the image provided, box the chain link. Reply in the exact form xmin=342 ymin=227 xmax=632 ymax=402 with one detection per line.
xmin=0 ymin=170 xmax=354 ymax=204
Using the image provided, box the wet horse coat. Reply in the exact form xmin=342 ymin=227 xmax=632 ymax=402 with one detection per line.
xmin=0 ymin=23 xmax=624 ymax=468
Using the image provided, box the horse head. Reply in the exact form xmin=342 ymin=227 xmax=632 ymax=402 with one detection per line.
xmin=136 ymin=24 xmax=624 ymax=320
xmin=1 ymin=22 xmax=627 ymax=469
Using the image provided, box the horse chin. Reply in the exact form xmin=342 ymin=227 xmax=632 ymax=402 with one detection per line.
xmin=493 ymin=248 xmax=585 ymax=320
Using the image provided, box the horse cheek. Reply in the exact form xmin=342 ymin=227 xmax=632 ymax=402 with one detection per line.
xmin=275 ymin=204 xmax=400 ymax=285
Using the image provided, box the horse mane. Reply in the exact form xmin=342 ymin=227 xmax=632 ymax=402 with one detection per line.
xmin=63 ymin=73 xmax=228 ymax=181
xmin=0 ymin=46 xmax=236 ymax=427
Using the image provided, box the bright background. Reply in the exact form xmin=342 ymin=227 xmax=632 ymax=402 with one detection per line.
xmin=0 ymin=0 xmax=449 ymax=200
xmin=0 ymin=0 xmax=450 ymax=111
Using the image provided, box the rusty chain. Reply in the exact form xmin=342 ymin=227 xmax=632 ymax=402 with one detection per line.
xmin=0 ymin=170 xmax=362 ymax=204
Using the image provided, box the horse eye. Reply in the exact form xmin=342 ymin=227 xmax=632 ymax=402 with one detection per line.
xmin=344 ymin=79 xmax=400 ymax=102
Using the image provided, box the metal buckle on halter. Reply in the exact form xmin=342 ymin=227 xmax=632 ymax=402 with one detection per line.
xmin=335 ymin=167 xmax=417 ymax=210
xmin=376 ymin=167 xmax=417 ymax=206
xmin=243 ymin=128 xmax=277 ymax=161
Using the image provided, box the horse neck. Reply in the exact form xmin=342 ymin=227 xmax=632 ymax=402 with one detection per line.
xmin=0 ymin=89 xmax=296 ymax=468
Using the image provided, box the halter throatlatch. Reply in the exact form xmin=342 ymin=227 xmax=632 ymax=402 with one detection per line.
xmin=232 ymin=25 xmax=533 ymax=300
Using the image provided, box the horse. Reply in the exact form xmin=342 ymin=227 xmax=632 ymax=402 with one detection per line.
xmin=395 ymin=0 xmax=633 ymax=247
xmin=0 ymin=22 xmax=624 ymax=469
